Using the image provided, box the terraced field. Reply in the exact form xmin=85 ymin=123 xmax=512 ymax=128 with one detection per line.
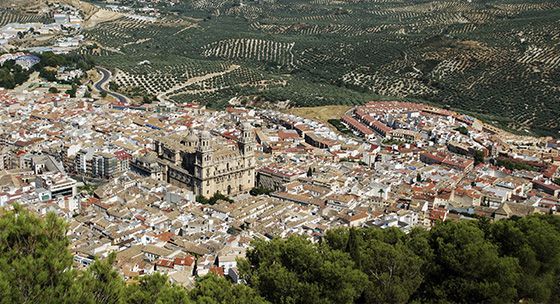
xmin=84 ymin=0 xmax=560 ymax=137
xmin=0 ymin=9 xmax=52 ymax=26
xmin=202 ymin=39 xmax=295 ymax=67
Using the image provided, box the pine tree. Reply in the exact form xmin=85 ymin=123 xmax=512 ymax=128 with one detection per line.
xmin=346 ymin=228 xmax=361 ymax=268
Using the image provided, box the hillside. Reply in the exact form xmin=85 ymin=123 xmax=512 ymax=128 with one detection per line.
xmin=76 ymin=0 xmax=560 ymax=136
xmin=2 ymin=207 xmax=560 ymax=303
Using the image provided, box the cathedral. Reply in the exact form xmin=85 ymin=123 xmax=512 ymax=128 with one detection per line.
xmin=152 ymin=122 xmax=256 ymax=198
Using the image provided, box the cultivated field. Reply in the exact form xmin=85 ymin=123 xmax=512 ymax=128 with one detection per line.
xmin=82 ymin=0 xmax=560 ymax=136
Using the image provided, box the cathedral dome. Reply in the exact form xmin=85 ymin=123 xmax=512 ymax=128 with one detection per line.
xmin=200 ymin=130 xmax=211 ymax=139
xmin=241 ymin=122 xmax=252 ymax=130
xmin=184 ymin=132 xmax=198 ymax=142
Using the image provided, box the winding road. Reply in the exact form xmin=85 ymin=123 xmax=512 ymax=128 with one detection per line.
xmin=94 ymin=66 xmax=130 ymax=104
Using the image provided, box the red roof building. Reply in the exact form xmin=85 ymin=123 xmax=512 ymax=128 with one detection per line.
xmin=341 ymin=115 xmax=374 ymax=136
xmin=174 ymin=256 xmax=195 ymax=267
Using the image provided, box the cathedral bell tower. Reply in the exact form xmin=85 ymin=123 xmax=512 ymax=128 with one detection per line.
xmin=197 ymin=129 xmax=212 ymax=160
xmin=238 ymin=122 xmax=255 ymax=156
xmin=182 ymin=129 xmax=198 ymax=148
xmin=195 ymin=129 xmax=213 ymax=178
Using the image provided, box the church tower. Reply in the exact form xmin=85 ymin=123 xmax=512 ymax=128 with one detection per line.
xmin=238 ymin=122 xmax=255 ymax=156
xmin=195 ymin=129 xmax=213 ymax=184
xmin=197 ymin=129 xmax=213 ymax=154
xmin=238 ymin=122 xmax=255 ymax=192
xmin=182 ymin=129 xmax=198 ymax=149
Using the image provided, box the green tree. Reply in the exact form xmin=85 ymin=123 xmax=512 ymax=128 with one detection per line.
xmin=0 ymin=206 xmax=75 ymax=304
xmin=66 ymin=84 xmax=78 ymax=98
xmin=39 ymin=52 xmax=65 ymax=68
xmin=346 ymin=228 xmax=361 ymax=268
xmin=241 ymin=236 xmax=366 ymax=304
xmin=142 ymin=94 xmax=154 ymax=104
xmin=454 ymin=126 xmax=469 ymax=135
xmin=474 ymin=149 xmax=485 ymax=165
xmin=108 ymin=81 xmax=119 ymax=91
xmin=326 ymin=227 xmax=424 ymax=304
xmin=488 ymin=217 xmax=560 ymax=302
xmin=196 ymin=192 xmax=233 ymax=205
xmin=12 ymin=65 xmax=29 ymax=85
xmin=71 ymin=253 xmax=126 ymax=304
xmin=419 ymin=221 xmax=520 ymax=303
xmin=0 ymin=68 xmax=16 ymax=89
xmin=360 ymin=240 xmax=423 ymax=304
xmin=190 ymin=274 xmax=268 ymax=304
xmin=249 ymin=186 xmax=273 ymax=196
xmin=40 ymin=68 xmax=58 ymax=82
xmin=126 ymin=272 xmax=191 ymax=304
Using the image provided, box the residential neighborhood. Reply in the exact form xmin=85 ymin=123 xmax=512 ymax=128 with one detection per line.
xmin=1 ymin=84 xmax=559 ymax=285
xmin=1 ymin=0 xmax=560 ymax=302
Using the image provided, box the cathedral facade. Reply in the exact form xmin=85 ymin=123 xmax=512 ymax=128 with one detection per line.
xmin=153 ymin=123 xmax=256 ymax=198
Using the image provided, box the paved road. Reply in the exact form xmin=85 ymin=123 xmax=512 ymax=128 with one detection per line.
xmin=94 ymin=66 xmax=130 ymax=104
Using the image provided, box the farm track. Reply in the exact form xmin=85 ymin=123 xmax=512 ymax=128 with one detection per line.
xmin=81 ymin=0 xmax=560 ymax=136
xmin=158 ymin=64 xmax=240 ymax=101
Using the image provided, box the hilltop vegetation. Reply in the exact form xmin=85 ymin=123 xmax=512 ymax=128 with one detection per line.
xmin=80 ymin=0 xmax=560 ymax=136
xmin=2 ymin=206 xmax=560 ymax=303
xmin=0 ymin=206 xmax=267 ymax=304
xmin=0 ymin=0 xmax=558 ymax=135
xmin=240 ymin=216 xmax=560 ymax=303
xmin=0 ymin=52 xmax=94 ymax=88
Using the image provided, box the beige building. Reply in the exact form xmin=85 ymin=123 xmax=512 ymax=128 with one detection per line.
xmin=152 ymin=123 xmax=256 ymax=198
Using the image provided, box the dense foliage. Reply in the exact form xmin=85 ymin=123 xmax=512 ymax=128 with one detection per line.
xmin=81 ymin=0 xmax=560 ymax=136
xmin=0 ymin=52 xmax=94 ymax=89
xmin=454 ymin=126 xmax=469 ymax=136
xmin=36 ymin=52 xmax=95 ymax=72
xmin=0 ymin=59 xmax=33 ymax=89
xmin=195 ymin=192 xmax=234 ymax=205
xmin=240 ymin=217 xmax=560 ymax=304
xmin=496 ymin=158 xmax=540 ymax=172
xmin=249 ymin=186 xmax=273 ymax=196
xmin=1 ymin=206 xmax=559 ymax=303
xmin=0 ymin=206 xmax=266 ymax=304
xmin=328 ymin=119 xmax=352 ymax=135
